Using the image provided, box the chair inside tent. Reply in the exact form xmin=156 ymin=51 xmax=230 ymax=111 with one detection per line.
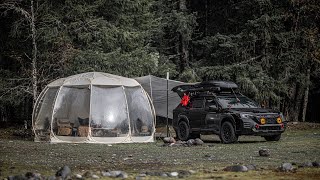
xmin=32 ymin=72 xmax=155 ymax=143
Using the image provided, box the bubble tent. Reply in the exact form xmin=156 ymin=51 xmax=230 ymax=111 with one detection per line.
xmin=32 ymin=72 xmax=155 ymax=143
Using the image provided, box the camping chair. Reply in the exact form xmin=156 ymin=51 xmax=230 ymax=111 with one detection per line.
xmin=57 ymin=119 xmax=72 ymax=136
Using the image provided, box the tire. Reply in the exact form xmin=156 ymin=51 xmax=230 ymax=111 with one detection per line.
xmin=219 ymin=121 xmax=237 ymax=144
xmin=177 ymin=121 xmax=190 ymax=141
xmin=264 ymin=134 xmax=281 ymax=141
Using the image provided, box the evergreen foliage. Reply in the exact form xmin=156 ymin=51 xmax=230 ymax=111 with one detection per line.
xmin=0 ymin=0 xmax=319 ymax=124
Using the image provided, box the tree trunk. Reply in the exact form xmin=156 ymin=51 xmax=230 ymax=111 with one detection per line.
xmin=179 ymin=0 xmax=189 ymax=72
xmin=205 ymin=0 xmax=208 ymax=36
xmin=287 ymin=83 xmax=299 ymax=122
xmin=30 ymin=0 xmax=38 ymax=105
xmin=302 ymin=67 xmax=310 ymax=122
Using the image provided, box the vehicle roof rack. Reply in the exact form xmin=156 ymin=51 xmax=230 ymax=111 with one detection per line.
xmin=198 ymin=80 xmax=238 ymax=90
xmin=172 ymin=80 xmax=238 ymax=98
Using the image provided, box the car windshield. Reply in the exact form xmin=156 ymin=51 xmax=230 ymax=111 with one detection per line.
xmin=217 ymin=96 xmax=259 ymax=108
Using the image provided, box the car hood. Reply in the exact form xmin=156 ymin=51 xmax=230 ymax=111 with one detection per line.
xmin=225 ymin=108 xmax=279 ymax=114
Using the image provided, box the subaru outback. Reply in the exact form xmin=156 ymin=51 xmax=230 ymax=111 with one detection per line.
xmin=172 ymin=81 xmax=286 ymax=143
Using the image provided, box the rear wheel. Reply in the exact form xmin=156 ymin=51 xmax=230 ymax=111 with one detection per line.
xmin=177 ymin=121 xmax=190 ymax=141
xmin=264 ymin=134 xmax=281 ymax=141
xmin=219 ymin=121 xmax=237 ymax=144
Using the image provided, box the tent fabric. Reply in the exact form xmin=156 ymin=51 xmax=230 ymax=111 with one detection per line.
xmin=134 ymin=75 xmax=188 ymax=119
xmin=47 ymin=72 xmax=139 ymax=87
xmin=32 ymin=72 xmax=155 ymax=144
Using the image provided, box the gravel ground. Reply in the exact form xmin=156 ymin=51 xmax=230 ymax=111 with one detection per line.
xmin=0 ymin=123 xmax=319 ymax=179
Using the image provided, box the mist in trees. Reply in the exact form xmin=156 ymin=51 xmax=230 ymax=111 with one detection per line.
xmin=0 ymin=0 xmax=319 ymax=126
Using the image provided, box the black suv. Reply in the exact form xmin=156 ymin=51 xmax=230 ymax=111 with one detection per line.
xmin=172 ymin=81 xmax=286 ymax=143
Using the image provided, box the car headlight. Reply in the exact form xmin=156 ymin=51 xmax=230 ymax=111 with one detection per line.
xmin=240 ymin=113 xmax=255 ymax=119
xmin=279 ymin=113 xmax=285 ymax=122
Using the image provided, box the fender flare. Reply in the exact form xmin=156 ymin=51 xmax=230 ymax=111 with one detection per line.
xmin=220 ymin=114 xmax=236 ymax=128
xmin=178 ymin=114 xmax=190 ymax=127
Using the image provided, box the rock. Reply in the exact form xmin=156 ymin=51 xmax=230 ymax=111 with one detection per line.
xmin=178 ymin=170 xmax=191 ymax=178
xmin=163 ymin=137 xmax=176 ymax=144
xmin=25 ymin=172 xmax=34 ymax=179
xmin=187 ymin=139 xmax=195 ymax=146
xmin=194 ymin=138 xmax=204 ymax=146
xmin=175 ymin=140 xmax=186 ymax=144
xmin=312 ymin=162 xmax=320 ymax=167
xmin=7 ymin=175 xmax=28 ymax=180
xmin=137 ymin=173 xmax=147 ymax=177
xmin=109 ymin=171 xmax=122 ymax=177
xmin=75 ymin=174 xmax=82 ymax=179
xmin=146 ymin=171 xmax=162 ymax=176
xmin=259 ymin=149 xmax=270 ymax=157
xmin=103 ymin=171 xmax=127 ymax=178
xmin=169 ymin=172 xmax=179 ymax=177
xmin=56 ymin=166 xmax=71 ymax=179
xmin=246 ymin=164 xmax=257 ymax=171
xmin=7 ymin=175 xmax=27 ymax=180
xmin=135 ymin=174 xmax=146 ymax=180
xmin=188 ymin=170 xmax=196 ymax=174
xmin=92 ymin=175 xmax=100 ymax=179
xmin=279 ymin=163 xmax=294 ymax=172
xmin=118 ymin=172 xmax=128 ymax=179
xmin=160 ymin=173 xmax=168 ymax=177
xmin=204 ymin=154 xmax=211 ymax=158
xmin=34 ymin=173 xmax=42 ymax=179
xmin=47 ymin=176 xmax=56 ymax=180
xmin=223 ymin=165 xmax=248 ymax=172
xmin=299 ymin=162 xmax=313 ymax=168
xmin=101 ymin=171 xmax=111 ymax=177
xmin=169 ymin=143 xmax=183 ymax=147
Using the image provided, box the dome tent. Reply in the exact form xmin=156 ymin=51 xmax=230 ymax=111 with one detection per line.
xmin=32 ymin=72 xmax=155 ymax=143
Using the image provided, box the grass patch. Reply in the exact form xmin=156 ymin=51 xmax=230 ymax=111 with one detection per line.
xmin=0 ymin=126 xmax=319 ymax=179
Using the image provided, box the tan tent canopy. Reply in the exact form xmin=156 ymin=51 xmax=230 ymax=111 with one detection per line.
xmin=32 ymin=72 xmax=155 ymax=144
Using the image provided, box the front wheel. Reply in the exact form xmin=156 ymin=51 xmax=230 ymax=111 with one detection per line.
xmin=219 ymin=121 xmax=237 ymax=144
xmin=264 ymin=134 xmax=281 ymax=141
xmin=177 ymin=121 xmax=190 ymax=141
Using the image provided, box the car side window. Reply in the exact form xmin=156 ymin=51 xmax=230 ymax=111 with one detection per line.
xmin=192 ymin=98 xmax=204 ymax=108
xmin=205 ymin=98 xmax=217 ymax=107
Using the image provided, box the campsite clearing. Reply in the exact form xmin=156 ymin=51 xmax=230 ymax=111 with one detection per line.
xmin=0 ymin=123 xmax=319 ymax=179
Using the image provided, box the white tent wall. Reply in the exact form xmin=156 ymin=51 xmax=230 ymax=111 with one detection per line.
xmin=32 ymin=72 xmax=155 ymax=144
xmin=134 ymin=75 xmax=187 ymax=119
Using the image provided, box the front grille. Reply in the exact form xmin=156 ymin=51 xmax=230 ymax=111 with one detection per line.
xmin=257 ymin=114 xmax=278 ymax=124
xmin=266 ymin=118 xmax=277 ymax=124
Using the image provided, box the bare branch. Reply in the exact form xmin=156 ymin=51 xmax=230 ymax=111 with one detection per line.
xmin=0 ymin=2 xmax=31 ymax=22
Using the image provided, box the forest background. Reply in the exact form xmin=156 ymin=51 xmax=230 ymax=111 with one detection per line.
xmin=0 ymin=0 xmax=319 ymax=127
